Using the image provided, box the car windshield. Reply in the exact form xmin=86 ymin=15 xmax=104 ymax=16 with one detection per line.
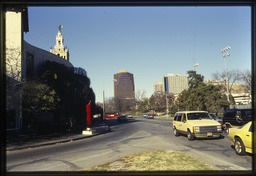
xmin=242 ymin=110 xmax=252 ymax=118
xmin=187 ymin=113 xmax=211 ymax=120
xmin=209 ymin=114 xmax=217 ymax=120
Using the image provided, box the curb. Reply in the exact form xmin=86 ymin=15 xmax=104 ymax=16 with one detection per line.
xmin=6 ymin=125 xmax=111 ymax=151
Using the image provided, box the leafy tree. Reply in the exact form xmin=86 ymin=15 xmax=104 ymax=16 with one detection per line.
xmin=176 ymin=71 xmax=229 ymax=112
xmin=169 ymin=105 xmax=178 ymax=116
xmin=187 ymin=70 xmax=204 ymax=89
xmin=36 ymin=61 xmax=96 ymax=132
xmin=21 ymin=81 xmax=59 ymax=113
xmin=20 ymin=81 xmax=60 ymax=134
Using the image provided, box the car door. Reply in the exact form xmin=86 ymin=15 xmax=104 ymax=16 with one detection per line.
xmin=174 ymin=113 xmax=182 ymax=132
xmin=179 ymin=113 xmax=187 ymax=133
xmin=243 ymin=123 xmax=252 ymax=150
xmin=242 ymin=110 xmax=252 ymax=124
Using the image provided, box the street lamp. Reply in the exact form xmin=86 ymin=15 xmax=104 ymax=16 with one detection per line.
xmin=194 ymin=63 xmax=199 ymax=68
xmin=193 ymin=63 xmax=199 ymax=71
xmin=221 ymin=46 xmax=231 ymax=103
xmin=103 ymin=83 xmax=105 ymax=120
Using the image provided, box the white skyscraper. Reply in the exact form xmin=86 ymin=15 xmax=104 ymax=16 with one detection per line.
xmin=163 ymin=74 xmax=189 ymax=95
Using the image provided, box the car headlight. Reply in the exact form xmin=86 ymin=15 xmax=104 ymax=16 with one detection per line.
xmin=194 ymin=126 xmax=200 ymax=133
xmin=217 ymin=126 xmax=221 ymax=131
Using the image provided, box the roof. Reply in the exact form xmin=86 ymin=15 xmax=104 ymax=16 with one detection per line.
xmin=119 ymin=69 xmax=128 ymax=73
xmin=175 ymin=111 xmax=208 ymax=114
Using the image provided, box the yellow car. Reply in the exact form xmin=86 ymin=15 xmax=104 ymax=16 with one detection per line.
xmin=227 ymin=121 xmax=252 ymax=155
xmin=173 ymin=111 xmax=222 ymax=140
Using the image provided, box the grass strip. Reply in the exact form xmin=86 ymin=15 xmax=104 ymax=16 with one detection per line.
xmin=82 ymin=150 xmax=217 ymax=171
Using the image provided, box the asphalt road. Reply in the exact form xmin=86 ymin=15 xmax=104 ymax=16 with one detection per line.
xmin=7 ymin=117 xmax=252 ymax=171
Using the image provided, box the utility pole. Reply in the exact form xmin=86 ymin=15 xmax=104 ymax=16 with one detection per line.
xmin=221 ymin=46 xmax=231 ymax=103
xmin=166 ymin=93 xmax=169 ymax=118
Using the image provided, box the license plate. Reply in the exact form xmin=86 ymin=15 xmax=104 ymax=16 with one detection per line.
xmin=207 ymin=132 xmax=213 ymax=136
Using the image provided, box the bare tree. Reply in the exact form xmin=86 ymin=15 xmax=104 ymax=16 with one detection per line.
xmin=104 ymin=97 xmax=116 ymax=112
xmin=135 ymin=89 xmax=146 ymax=102
xmin=241 ymin=69 xmax=252 ymax=95
xmin=212 ymin=69 xmax=242 ymax=99
xmin=149 ymin=92 xmax=174 ymax=112
xmin=6 ymin=47 xmax=23 ymax=83
xmin=114 ymin=97 xmax=123 ymax=113
xmin=5 ymin=47 xmax=24 ymax=130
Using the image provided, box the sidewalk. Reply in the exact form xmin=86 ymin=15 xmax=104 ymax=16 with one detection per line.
xmin=6 ymin=122 xmax=110 ymax=151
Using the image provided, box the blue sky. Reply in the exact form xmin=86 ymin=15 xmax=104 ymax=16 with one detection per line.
xmin=24 ymin=6 xmax=251 ymax=103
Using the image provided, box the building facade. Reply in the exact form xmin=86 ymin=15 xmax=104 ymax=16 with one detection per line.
xmin=5 ymin=6 xmax=29 ymax=131
xmin=114 ymin=69 xmax=135 ymax=100
xmin=153 ymin=82 xmax=163 ymax=94
xmin=5 ymin=6 xmax=73 ymax=131
xmin=163 ymin=74 xmax=189 ymax=95
xmin=205 ymin=79 xmax=251 ymax=105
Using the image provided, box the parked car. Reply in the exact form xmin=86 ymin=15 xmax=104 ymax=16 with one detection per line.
xmin=209 ymin=113 xmax=222 ymax=124
xmin=227 ymin=121 xmax=252 ymax=155
xmin=117 ymin=115 xmax=128 ymax=122
xmin=127 ymin=114 xmax=133 ymax=118
xmin=145 ymin=114 xmax=154 ymax=119
xmin=222 ymin=109 xmax=252 ymax=133
xmin=173 ymin=111 xmax=222 ymax=140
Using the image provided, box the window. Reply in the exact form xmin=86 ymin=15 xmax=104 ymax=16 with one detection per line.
xmin=181 ymin=114 xmax=186 ymax=122
xmin=249 ymin=124 xmax=252 ymax=132
xmin=177 ymin=113 xmax=182 ymax=121
xmin=242 ymin=110 xmax=252 ymax=118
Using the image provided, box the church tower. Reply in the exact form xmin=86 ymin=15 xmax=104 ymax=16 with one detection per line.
xmin=50 ymin=25 xmax=69 ymax=61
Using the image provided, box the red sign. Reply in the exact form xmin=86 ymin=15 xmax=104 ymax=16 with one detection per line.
xmin=86 ymin=101 xmax=91 ymax=127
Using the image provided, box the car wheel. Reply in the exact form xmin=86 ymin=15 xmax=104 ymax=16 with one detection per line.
xmin=173 ymin=127 xmax=179 ymax=136
xmin=187 ymin=130 xmax=194 ymax=141
xmin=234 ymin=138 xmax=246 ymax=155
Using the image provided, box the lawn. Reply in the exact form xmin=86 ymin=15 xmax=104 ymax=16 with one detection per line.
xmin=82 ymin=150 xmax=218 ymax=171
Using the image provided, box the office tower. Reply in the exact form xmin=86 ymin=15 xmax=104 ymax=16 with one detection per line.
xmin=163 ymin=74 xmax=188 ymax=95
xmin=114 ymin=69 xmax=135 ymax=100
xmin=154 ymin=82 xmax=163 ymax=94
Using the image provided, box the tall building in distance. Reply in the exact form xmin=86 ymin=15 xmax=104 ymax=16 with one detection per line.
xmin=50 ymin=25 xmax=69 ymax=61
xmin=154 ymin=82 xmax=163 ymax=94
xmin=163 ymin=74 xmax=188 ymax=95
xmin=114 ymin=69 xmax=135 ymax=100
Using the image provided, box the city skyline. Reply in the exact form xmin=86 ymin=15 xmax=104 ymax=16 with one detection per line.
xmin=24 ymin=6 xmax=252 ymax=103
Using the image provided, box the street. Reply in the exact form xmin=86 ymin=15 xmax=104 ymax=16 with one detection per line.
xmin=7 ymin=117 xmax=252 ymax=171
